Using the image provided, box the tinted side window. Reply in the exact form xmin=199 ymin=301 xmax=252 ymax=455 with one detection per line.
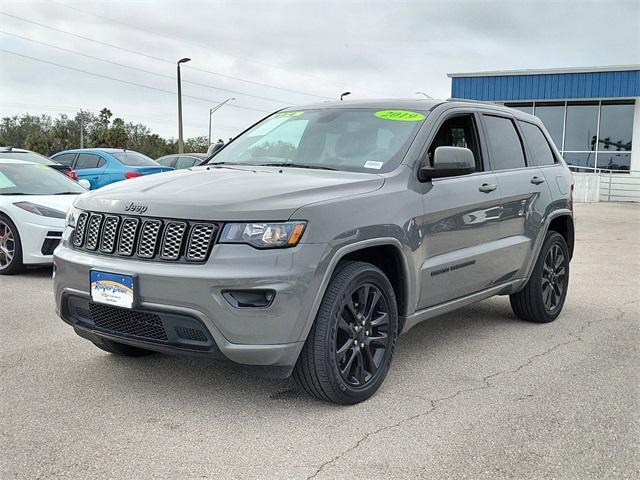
xmin=176 ymin=157 xmax=199 ymax=169
xmin=156 ymin=156 xmax=175 ymax=167
xmin=427 ymin=114 xmax=483 ymax=171
xmin=482 ymin=115 xmax=526 ymax=170
xmin=519 ymin=121 xmax=556 ymax=166
xmin=75 ymin=153 xmax=101 ymax=169
xmin=53 ymin=153 xmax=76 ymax=167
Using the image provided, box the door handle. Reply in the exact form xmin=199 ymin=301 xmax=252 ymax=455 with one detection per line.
xmin=479 ymin=183 xmax=497 ymax=193
xmin=531 ymin=176 xmax=545 ymax=185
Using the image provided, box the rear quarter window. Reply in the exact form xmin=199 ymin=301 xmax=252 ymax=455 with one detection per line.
xmin=518 ymin=121 xmax=557 ymax=166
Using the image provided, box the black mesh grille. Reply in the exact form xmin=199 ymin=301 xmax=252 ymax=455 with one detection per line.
xmin=117 ymin=218 xmax=139 ymax=256
xmin=186 ymin=224 xmax=216 ymax=261
xmin=138 ymin=220 xmax=162 ymax=258
xmin=175 ymin=326 xmax=208 ymax=342
xmin=73 ymin=211 xmax=217 ymax=262
xmin=100 ymin=216 xmax=120 ymax=253
xmin=73 ymin=212 xmax=89 ymax=246
xmin=84 ymin=213 xmax=103 ymax=250
xmin=88 ymin=303 xmax=168 ymax=341
xmin=160 ymin=222 xmax=187 ymax=260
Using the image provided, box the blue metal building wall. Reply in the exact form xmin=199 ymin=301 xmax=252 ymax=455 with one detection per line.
xmin=451 ymin=70 xmax=640 ymax=101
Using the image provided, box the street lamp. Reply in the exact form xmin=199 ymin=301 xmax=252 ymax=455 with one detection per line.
xmin=208 ymin=97 xmax=235 ymax=145
xmin=177 ymin=57 xmax=191 ymax=153
xmin=340 ymin=91 xmax=351 ymax=101
xmin=415 ymin=91 xmax=433 ymax=99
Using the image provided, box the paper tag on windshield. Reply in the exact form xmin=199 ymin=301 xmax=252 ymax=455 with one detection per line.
xmin=364 ymin=161 xmax=383 ymax=170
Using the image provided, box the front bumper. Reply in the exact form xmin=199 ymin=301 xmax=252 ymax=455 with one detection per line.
xmin=18 ymin=218 xmax=64 ymax=265
xmin=53 ymin=238 xmax=331 ymax=369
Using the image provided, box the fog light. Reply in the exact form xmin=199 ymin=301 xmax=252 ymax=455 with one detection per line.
xmin=222 ymin=290 xmax=275 ymax=308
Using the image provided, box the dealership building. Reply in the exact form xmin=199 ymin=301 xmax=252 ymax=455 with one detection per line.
xmin=448 ymin=65 xmax=639 ymax=175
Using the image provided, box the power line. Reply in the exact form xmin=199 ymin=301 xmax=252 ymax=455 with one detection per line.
xmin=50 ymin=0 xmax=381 ymax=97
xmin=0 ymin=30 xmax=292 ymax=105
xmin=0 ymin=11 xmax=332 ymax=100
xmin=0 ymin=101 xmax=214 ymax=128
xmin=0 ymin=48 xmax=273 ymax=113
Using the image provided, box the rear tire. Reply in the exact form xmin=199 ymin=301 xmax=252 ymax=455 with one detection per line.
xmin=0 ymin=214 xmax=24 ymax=275
xmin=510 ymin=231 xmax=569 ymax=323
xmin=293 ymin=261 xmax=398 ymax=404
xmin=91 ymin=337 xmax=154 ymax=357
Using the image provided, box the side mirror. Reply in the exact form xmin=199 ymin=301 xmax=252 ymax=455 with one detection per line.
xmin=77 ymin=179 xmax=91 ymax=190
xmin=206 ymin=141 xmax=225 ymax=157
xmin=418 ymin=146 xmax=475 ymax=181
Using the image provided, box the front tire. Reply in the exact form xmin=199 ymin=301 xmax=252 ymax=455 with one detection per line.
xmin=293 ymin=261 xmax=398 ymax=404
xmin=91 ymin=337 xmax=154 ymax=357
xmin=510 ymin=231 xmax=570 ymax=323
xmin=0 ymin=214 xmax=23 ymax=275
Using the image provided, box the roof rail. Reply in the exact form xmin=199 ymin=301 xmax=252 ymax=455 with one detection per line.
xmin=446 ymin=98 xmax=502 ymax=105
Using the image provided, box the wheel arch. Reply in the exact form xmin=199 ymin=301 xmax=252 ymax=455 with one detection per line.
xmin=547 ymin=213 xmax=575 ymax=260
xmin=302 ymin=238 xmax=413 ymax=343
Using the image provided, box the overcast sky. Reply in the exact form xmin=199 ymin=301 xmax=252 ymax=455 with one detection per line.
xmin=1 ymin=0 xmax=639 ymax=142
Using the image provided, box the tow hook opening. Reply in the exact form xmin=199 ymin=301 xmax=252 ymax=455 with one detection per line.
xmin=222 ymin=290 xmax=275 ymax=308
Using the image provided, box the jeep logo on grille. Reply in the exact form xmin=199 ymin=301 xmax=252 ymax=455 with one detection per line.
xmin=124 ymin=202 xmax=148 ymax=214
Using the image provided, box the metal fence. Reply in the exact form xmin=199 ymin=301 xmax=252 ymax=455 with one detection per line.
xmin=569 ymin=166 xmax=640 ymax=203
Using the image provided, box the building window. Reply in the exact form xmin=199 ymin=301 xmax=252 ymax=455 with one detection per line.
xmin=533 ymin=103 xmax=564 ymax=149
xmin=562 ymin=152 xmax=596 ymax=170
xmin=502 ymin=99 xmax=635 ymax=172
xmin=596 ymin=152 xmax=631 ymax=171
xmin=598 ymin=101 xmax=634 ymax=152
xmin=564 ymin=102 xmax=599 ymax=152
xmin=505 ymin=103 xmax=533 ymax=115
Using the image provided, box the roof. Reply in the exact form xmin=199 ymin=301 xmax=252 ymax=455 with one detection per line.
xmin=448 ymin=65 xmax=640 ymax=78
xmin=0 ymin=147 xmax=30 ymax=153
xmin=449 ymin=67 xmax=640 ymax=101
xmin=57 ymin=148 xmax=127 ymax=153
xmin=285 ymin=98 xmax=442 ymax=111
xmin=0 ymin=158 xmax=34 ymax=165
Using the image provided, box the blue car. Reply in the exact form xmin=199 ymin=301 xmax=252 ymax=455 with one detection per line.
xmin=50 ymin=148 xmax=173 ymax=190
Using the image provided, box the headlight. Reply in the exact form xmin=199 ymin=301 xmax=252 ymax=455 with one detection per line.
xmin=13 ymin=201 xmax=66 ymax=219
xmin=220 ymin=222 xmax=306 ymax=248
xmin=65 ymin=206 xmax=82 ymax=228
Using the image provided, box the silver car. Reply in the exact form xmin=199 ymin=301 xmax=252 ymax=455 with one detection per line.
xmin=53 ymin=99 xmax=574 ymax=404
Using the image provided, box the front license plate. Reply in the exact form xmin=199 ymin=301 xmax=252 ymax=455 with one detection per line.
xmin=90 ymin=271 xmax=135 ymax=309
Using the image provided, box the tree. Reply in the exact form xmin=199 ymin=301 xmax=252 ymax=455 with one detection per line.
xmin=106 ymin=118 xmax=128 ymax=148
xmin=0 ymin=107 xmax=207 ymax=159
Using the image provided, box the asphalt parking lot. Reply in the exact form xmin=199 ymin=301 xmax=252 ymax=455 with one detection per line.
xmin=1 ymin=202 xmax=638 ymax=479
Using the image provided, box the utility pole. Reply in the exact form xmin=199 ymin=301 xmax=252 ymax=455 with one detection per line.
xmin=208 ymin=98 xmax=235 ymax=145
xmin=176 ymin=57 xmax=191 ymax=153
xmin=79 ymin=109 xmax=84 ymax=148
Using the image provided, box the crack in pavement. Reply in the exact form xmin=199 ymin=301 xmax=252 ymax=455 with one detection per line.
xmin=305 ymin=302 xmax=635 ymax=480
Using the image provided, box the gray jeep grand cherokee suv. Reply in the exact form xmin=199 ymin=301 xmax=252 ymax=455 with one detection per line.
xmin=54 ymin=99 xmax=574 ymax=404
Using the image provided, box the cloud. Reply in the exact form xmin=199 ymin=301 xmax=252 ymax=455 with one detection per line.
xmin=1 ymin=0 xmax=638 ymax=143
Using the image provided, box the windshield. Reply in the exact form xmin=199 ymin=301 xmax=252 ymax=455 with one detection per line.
xmin=0 ymin=151 xmax=55 ymax=165
xmin=111 ymin=150 xmax=159 ymax=166
xmin=210 ymin=108 xmax=427 ymax=172
xmin=0 ymin=163 xmax=85 ymax=195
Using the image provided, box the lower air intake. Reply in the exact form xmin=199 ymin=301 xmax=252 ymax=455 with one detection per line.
xmin=88 ymin=303 xmax=168 ymax=341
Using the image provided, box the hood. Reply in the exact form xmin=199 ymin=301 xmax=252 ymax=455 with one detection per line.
xmin=74 ymin=165 xmax=384 ymax=221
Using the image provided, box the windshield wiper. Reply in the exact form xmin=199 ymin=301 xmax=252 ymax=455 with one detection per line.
xmin=52 ymin=192 xmax=81 ymax=195
xmin=255 ymin=162 xmax=338 ymax=171
xmin=0 ymin=192 xmax=28 ymax=195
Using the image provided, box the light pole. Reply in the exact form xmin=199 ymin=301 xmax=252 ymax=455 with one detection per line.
xmin=177 ymin=57 xmax=191 ymax=153
xmin=340 ymin=91 xmax=351 ymax=101
xmin=208 ymin=97 xmax=235 ymax=145
xmin=415 ymin=91 xmax=433 ymax=99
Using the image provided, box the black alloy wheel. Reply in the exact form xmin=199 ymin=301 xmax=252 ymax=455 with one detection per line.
xmin=336 ymin=283 xmax=390 ymax=387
